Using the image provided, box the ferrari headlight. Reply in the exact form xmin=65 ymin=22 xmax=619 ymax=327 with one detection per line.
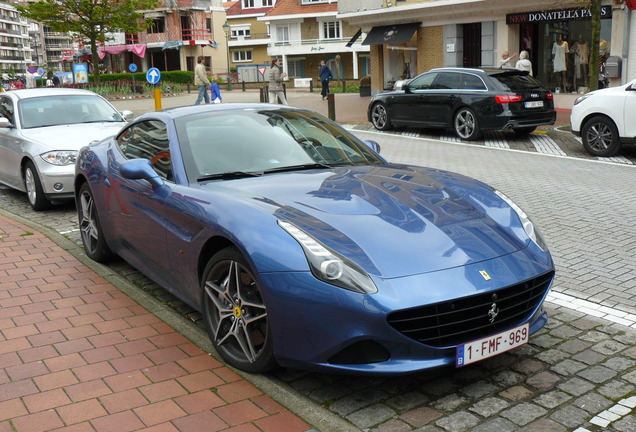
xmin=495 ymin=190 xmax=548 ymax=252
xmin=278 ymin=220 xmax=378 ymax=294
xmin=40 ymin=150 xmax=77 ymax=166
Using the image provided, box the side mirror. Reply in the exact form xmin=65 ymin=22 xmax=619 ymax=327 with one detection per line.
xmin=0 ymin=117 xmax=11 ymax=128
xmin=364 ymin=140 xmax=381 ymax=154
xmin=120 ymin=110 xmax=134 ymax=121
xmin=120 ymin=159 xmax=163 ymax=188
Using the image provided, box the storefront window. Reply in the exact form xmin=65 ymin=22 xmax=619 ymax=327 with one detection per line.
xmin=508 ymin=6 xmax=612 ymax=93
xmin=535 ymin=19 xmax=611 ymax=92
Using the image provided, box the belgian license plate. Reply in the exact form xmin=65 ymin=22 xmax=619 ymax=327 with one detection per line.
xmin=524 ymin=101 xmax=544 ymax=108
xmin=456 ymin=323 xmax=529 ymax=367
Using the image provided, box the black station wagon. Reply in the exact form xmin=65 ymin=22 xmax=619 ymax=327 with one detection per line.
xmin=368 ymin=67 xmax=557 ymax=140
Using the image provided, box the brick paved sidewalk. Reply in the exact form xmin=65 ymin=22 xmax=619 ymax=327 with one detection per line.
xmin=0 ymin=214 xmax=312 ymax=432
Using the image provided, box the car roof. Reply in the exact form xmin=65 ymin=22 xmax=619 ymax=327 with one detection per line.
xmin=428 ymin=66 xmax=529 ymax=76
xmin=2 ymin=88 xmax=101 ymax=100
xmin=139 ymin=103 xmax=310 ymax=121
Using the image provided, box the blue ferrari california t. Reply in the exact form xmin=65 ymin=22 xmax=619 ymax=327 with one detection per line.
xmin=74 ymin=103 xmax=554 ymax=375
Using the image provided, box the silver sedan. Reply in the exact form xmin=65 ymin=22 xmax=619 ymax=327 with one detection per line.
xmin=0 ymin=88 xmax=132 ymax=210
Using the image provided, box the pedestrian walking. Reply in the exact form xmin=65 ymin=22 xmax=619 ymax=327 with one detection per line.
xmin=319 ymin=60 xmax=333 ymax=101
xmin=268 ymin=58 xmax=288 ymax=105
xmin=194 ymin=56 xmax=210 ymax=105
xmin=515 ymin=50 xmax=533 ymax=76
xmin=210 ymin=79 xmax=222 ymax=103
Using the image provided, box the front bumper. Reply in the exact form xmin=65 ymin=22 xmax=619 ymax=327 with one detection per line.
xmin=32 ymin=156 xmax=75 ymax=200
xmin=259 ymin=246 xmax=554 ymax=375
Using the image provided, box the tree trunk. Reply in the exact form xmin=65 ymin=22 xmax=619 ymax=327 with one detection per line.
xmin=588 ymin=0 xmax=601 ymax=91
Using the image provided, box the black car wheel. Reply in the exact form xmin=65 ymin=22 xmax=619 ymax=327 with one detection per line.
xmin=202 ymin=247 xmax=276 ymax=373
xmin=512 ymin=126 xmax=536 ymax=136
xmin=23 ymin=161 xmax=52 ymax=211
xmin=370 ymin=103 xmax=392 ymax=131
xmin=454 ymin=108 xmax=482 ymax=140
xmin=581 ymin=115 xmax=621 ymax=157
xmin=77 ymin=182 xmax=113 ymax=262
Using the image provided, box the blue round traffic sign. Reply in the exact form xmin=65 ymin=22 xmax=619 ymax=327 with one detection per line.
xmin=146 ymin=67 xmax=161 ymax=85
xmin=129 ymin=63 xmax=138 ymax=73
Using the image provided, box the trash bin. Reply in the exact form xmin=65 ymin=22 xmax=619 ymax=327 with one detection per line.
xmin=605 ymin=56 xmax=622 ymax=78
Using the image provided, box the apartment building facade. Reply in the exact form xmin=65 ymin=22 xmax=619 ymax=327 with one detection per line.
xmin=97 ymin=0 xmax=228 ymax=76
xmin=339 ymin=0 xmax=634 ymax=93
xmin=261 ymin=0 xmax=370 ymax=83
xmin=0 ymin=1 xmax=30 ymax=78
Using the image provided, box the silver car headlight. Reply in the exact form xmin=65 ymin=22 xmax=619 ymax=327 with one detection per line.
xmin=495 ymin=190 xmax=548 ymax=252
xmin=40 ymin=150 xmax=78 ymax=166
xmin=278 ymin=220 xmax=378 ymax=294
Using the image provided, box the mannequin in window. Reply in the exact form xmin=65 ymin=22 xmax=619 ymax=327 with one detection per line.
xmin=552 ymin=36 xmax=569 ymax=92
xmin=570 ymin=35 xmax=589 ymax=89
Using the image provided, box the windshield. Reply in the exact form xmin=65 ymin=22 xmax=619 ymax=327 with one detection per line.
xmin=175 ymin=108 xmax=385 ymax=182
xmin=19 ymin=95 xmax=124 ymax=129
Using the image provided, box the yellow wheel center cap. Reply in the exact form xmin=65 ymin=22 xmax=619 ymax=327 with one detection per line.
xmin=233 ymin=306 xmax=242 ymax=318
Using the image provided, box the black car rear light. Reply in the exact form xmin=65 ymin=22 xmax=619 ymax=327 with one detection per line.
xmin=495 ymin=95 xmax=523 ymax=104
xmin=546 ymin=92 xmax=554 ymax=100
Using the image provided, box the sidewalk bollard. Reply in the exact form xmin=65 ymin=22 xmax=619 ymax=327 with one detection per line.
xmin=242 ymin=81 xmax=246 ymax=92
xmin=327 ymin=93 xmax=335 ymax=121
xmin=309 ymin=79 xmax=313 ymax=93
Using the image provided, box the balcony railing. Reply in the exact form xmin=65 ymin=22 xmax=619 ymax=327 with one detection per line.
xmin=271 ymin=37 xmax=355 ymax=47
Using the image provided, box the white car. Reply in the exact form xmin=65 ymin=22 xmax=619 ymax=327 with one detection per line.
xmin=0 ymin=88 xmax=133 ymax=210
xmin=570 ymin=80 xmax=636 ymax=156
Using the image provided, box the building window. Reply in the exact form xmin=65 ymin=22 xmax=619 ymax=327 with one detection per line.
xmin=302 ymin=0 xmax=329 ymax=4
xmin=206 ymin=18 xmax=212 ymax=34
xmin=148 ymin=17 xmax=165 ymax=34
xmin=276 ymin=25 xmax=289 ymax=43
xmin=322 ymin=21 xmax=341 ymax=40
xmin=263 ymin=0 xmax=274 ymax=5
xmin=231 ymin=27 xmax=251 ymax=38
xmin=286 ymin=59 xmax=304 ymax=78
xmin=232 ymin=50 xmax=252 ymax=62
xmin=243 ymin=0 xmax=254 ymax=8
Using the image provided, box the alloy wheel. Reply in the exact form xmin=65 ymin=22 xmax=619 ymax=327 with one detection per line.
xmin=203 ymin=257 xmax=270 ymax=369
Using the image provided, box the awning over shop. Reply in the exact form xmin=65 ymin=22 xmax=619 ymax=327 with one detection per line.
xmin=98 ymin=44 xmax=147 ymax=59
xmin=362 ymin=22 xmax=420 ymax=45
xmin=162 ymin=41 xmax=183 ymax=51
xmin=346 ymin=29 xmax=362 ymax=47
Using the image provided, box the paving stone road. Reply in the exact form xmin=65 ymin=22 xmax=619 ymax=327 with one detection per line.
xmin=1 ymin=93 xmax=635 ymax=432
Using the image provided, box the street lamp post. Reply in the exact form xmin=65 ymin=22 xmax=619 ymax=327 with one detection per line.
xmin=222 ymin=21 xmax=232 ymax=91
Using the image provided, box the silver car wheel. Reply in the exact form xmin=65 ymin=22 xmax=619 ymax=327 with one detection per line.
xmin=454 ymin=109 xmax=478 ymax=140
xmin=203 ymin=251 xmax=273 ymax=371
xmin=371 ymin=103 xmax=391 ymax=131
xmin=79 ymin=189 xmax=99 ymax=254
xmin=24 ymin=167 xmax=37 ymax=205
xmin=586 ymin=123 xmax=612 ymax=152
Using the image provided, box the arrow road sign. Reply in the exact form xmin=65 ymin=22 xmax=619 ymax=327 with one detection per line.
xmin=146 ymin=67 xmax=161 ymax=85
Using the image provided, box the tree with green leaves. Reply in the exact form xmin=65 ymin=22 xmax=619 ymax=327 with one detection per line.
xmin=17 ymin=0 xmax=160 ymax=81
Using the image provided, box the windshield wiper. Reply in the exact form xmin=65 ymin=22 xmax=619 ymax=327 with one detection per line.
xmin=262 ymin=163 xmax=332 ymax=174
xmin=197 ymin=171 xmax=263 ymax=182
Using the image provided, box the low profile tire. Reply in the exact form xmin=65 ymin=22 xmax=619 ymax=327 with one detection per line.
xmin=370 ymin=103 xmax=392 ymax=131
xmin=77 ymin=182 xmax=113 ymax=262
xmin=581 ymin=115 xmax=621 ymax=157
xmin=24 ymin=160 xmax=52 ymax=211
xmin=201 ymin=247 xmax=276 ymax=373
xmin=454 ymin=108 xmax=482 ymax=140
xmin=512 ymin=126 xmax=536 ymax=136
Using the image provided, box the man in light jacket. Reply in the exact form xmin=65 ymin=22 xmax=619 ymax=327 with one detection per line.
xmin=194 ymin=56 xmax=210 ymax=104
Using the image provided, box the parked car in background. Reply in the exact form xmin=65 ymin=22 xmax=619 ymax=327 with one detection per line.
xmin=75 ymin=103 xmax=554 ymax=375
xmin=0 ymin=88 xmax=133 ymax=210
xmin=368 ymin=67 xmax=556 ymax=140
xmin=570 ymin=79 xmax=636 ymax=157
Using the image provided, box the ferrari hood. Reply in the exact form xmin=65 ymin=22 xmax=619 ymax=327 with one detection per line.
xmin=20 ymin=123 xmax=125 ymax=151
xmin=224 ymin=165 xmax=530 ymax=278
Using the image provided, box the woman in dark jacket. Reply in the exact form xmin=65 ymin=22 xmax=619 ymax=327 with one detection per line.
xmin=319 ymin=60 xmax=332 ymax=101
